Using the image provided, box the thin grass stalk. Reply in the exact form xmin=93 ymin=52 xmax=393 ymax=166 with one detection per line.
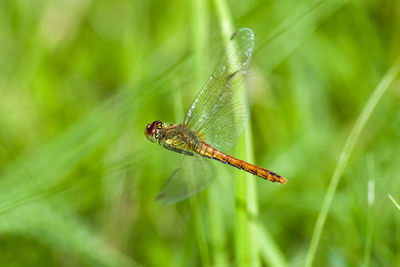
xmin=363 ymin=155 xmax=375 ymax=267
xmin=258 ymin=224 xmax=288 ymax=267
xmin=206 ymin=188 xmax=229 ymax=267
xmin=191 ymin=199 xmax=210 ymax=267
xmin=196 ymin=3 xmax=231 ymax=264
xmin=189 ymin=0 xmax=210 ymax=266
xmin=243 ymin=123 xmax=260 ymax=267
xmin=305 ymin=56 xmax=400 ymax=267
xmin=213 ymin=0 xmax=260 ymax=266
xmin=388 ymin=195 xmax=400 ymax=211
xmin=212 ymin=2 xmax=247 ymax=264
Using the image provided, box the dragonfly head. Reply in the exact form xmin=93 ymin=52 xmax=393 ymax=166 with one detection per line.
xmin=145 ymin=120 xmax=163 ymax=143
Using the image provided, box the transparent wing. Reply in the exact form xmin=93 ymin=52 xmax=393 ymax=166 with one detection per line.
xmin=184 ymin=28 xmax=254 ymax=152
xmin=156 ymin=154 xmax=215 ymax=205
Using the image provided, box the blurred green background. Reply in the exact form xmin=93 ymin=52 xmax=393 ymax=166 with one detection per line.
xmin=1 ymin=0 xmax=400 ymax=266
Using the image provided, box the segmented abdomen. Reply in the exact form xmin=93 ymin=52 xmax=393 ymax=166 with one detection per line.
xmin=196 ymin=142 xmax=286 ymax=184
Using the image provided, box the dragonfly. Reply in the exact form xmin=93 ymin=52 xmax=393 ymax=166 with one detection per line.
xmin=145 ymin=28 xmax=286 ymax=204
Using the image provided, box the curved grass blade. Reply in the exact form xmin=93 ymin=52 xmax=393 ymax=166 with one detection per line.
xmin=305 ymin=56 xmax=400 ymax=267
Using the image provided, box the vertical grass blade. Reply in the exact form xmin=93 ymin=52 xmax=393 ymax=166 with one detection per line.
xmin=305 ymin=56 xmax=400 ymax=267
xmin=189 ymin=0 xmax=210 ymax=266
xmin=213 ymin=1 xmax=260 ymax=266
xmin=258 ymin=223 xmax=288 ymax=267
xmin=191 ymin=199 xmax=210 ymax=267
xmin=192 ymin=1 xmax=231 ymax=264
xmin=363 ymin=155 xmax=375 ymax=267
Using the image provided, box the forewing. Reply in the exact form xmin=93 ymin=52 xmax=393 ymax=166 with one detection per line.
xmin=156 ymin=154 xmax=215 ymax=205
xmin=184 ymin=28 xmax=254 ymax=152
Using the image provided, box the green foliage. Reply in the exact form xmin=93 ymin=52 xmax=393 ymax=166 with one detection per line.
xmin=1 ymin=0 xmax=399 ymax=266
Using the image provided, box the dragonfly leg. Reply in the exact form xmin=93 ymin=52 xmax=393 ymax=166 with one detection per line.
xmin=163 ymin=144 xmax=193 ymax=156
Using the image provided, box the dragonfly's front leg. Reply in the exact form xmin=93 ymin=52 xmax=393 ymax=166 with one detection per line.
xmin=163 ymin=144 xmax=193 ymax=156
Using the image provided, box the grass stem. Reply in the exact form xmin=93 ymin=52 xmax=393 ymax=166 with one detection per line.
xmin=388 ymin=195 xmax=400 ymax=211
xmin=190 ymin=0 xmax=211 ymax=265
xmin=305 ymin=56 xmax=400 ymax=267
xmin=213 ymin=1 xmax=261 ymax=266
xmin=363 ymin=155 xmax=375 ymax=267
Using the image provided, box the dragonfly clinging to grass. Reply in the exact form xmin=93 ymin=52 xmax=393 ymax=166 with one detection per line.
xmin=145 ymin=28 xmax=286 ymax=204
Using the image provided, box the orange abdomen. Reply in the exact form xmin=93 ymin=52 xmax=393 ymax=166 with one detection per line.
xmin=197 ymin=142 xmax=286 ymax=184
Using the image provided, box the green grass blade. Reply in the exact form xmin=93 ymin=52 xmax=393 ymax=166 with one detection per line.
xmin=258 ymin=224 xmax=287 ymax=267
xmin=189 ymin=0 xmax=211 ymax=266
xmin=363 ymin=155 xmax=375 ymax=267
xmin=191 ymin=199 xmax=210 ymax=267
xmin=305 ymin=56 xmax=400 ymax=267
xmin=213 ymin=1 xmax=260 ymax=266
xmin=388 ymin=195 xmax=400 ymax=211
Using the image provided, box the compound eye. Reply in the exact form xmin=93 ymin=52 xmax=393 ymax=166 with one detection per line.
xmin=145 ymin=124 xmax=152 ymax=135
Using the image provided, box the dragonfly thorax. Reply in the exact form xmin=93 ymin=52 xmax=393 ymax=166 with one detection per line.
xmin=145 ymin=120 xmax=164 ymax=143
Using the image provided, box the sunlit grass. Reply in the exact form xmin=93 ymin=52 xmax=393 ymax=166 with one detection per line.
xmin=190 ymin=0 xmax=211 ymax=266
xmin=214 ymin=1 xmax=262 ymax=266
xmin=388 ymin=195 xmax=400 ymax=211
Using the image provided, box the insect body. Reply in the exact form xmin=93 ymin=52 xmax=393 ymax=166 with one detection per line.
xmin=145 ymin=28 xmax=286 ymax=204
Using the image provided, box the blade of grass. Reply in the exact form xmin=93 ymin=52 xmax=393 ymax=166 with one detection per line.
xmin=191 ymin=0 xmax=231 ymax=265
xmin=213 ymin=0 xmax=260 ymax=266
xmin=191 ymin=198 xmax=210 ymax=267
xmin=207 ymin=186 xmax=229 ymax=267
xmin=189 ymin=0 xmax=210 ymax=266
xmin=305 ymin=55 xmax=400 ymax=267
xmin=243 ymin=123 xmax=262 ymax=267
xmin=258 ymin=224 xmax=287 ymax=267
xmin=213 ymin=1 xmax=248 ymax=265
xmin=363 ymin=155 xmax=375 ymax=267
xmin=388 ymin=195 xmax=400 ymax=211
